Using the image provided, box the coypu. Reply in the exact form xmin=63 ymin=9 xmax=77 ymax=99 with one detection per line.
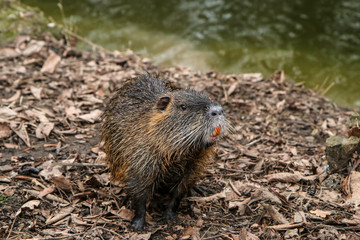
xmin=102 ymin=73 xmax=226 ymax=230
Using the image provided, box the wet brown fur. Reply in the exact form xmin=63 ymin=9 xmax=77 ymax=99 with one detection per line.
xmin=102 ymin=73 xmax=223 ymax=229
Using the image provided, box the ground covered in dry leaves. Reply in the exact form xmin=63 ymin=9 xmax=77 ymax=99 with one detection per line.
xmin=1 ymin=35 xmax=360 ymax=240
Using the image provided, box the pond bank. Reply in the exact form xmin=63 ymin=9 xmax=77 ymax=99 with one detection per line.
xmin=20 ymin=0 xmax=360 ymax=109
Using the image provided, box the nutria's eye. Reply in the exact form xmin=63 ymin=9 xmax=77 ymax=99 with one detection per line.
xmin=180 ymin=104 xmax=187 ymax=110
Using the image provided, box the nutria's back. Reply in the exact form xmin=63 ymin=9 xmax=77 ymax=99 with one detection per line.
xmin=102 ymin=73 xmax=226 ymax=230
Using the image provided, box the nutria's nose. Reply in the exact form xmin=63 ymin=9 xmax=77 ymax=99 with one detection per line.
xmin=209 ymin=105 xmax=224 ymax=117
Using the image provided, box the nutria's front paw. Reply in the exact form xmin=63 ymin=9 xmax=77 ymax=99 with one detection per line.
xmin=130 ymin=217 xmax=145 ymax=231
xmin=163 ymin=209 xmax=179 ymax=222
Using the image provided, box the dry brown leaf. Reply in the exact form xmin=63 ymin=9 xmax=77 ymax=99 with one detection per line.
xmin=59 ymin=88 xmax=73 ymax=100
xmin=41 ymin=50 xmax=61 ymax=73
xmin=3 ymin=186 xmax=16 ymax=196
xmin=253 ymin=189 xmax=282 ymax=205
xmin=226 ymin=184 xmax=242 ymax=201
xmin=289 ymin=147 xmax=298 ymax=156
xmin=82 ymin=94 xmax=103 ymax=104
xmin=263 ymin=204 xmax=288 ymax=224
xmin=181 ymin=226 xmax=200 ymax=240
xmin=85 ymin=175 xmax=104 ymax=187
xmin=38 ymin=185 xmax=56 ymax=198
xmin=265 ymin=172 xmax=302 ymax=183
xmin=99 ymin=172 xmax=110 ymax=185
xmin=227 ymin=82 xmax=238 ymax=96
xmin=4 ymin=143 xmax=19 ymax=149
xmin=0 ymin=123 xmax=12 ymax=138
xmin=196 ymin=217 xmax=204 ymax=227
xmin=238 ymin=227 xmax=260 ymax=240
xmin=39 ymin=160 xmax=64 ymax=180
xmin=21 ymin=200 xmax=41 ymax=209
xmin=130 ymin=232 xmax=152 ymax=240
xmin=35 ymin=122 xmax=54 ymax=139
xmin=118 ymin=207 xmax=134 ymax=221
xmin=81 ymin=215 xmax=112 ymax=224
xmin=284 ymin=229 xmax=299 ymax=239
xmin=318 ymin=189 xmax=341 ymax=203
xmin=233 ymin=181 xmax=260 ymax=194
xmin=16 ymin=200 xmax=41 ymax=216
xmin=0 ymin=165 xmax=14 ymax=172
xmin=341 ymin=218 xmax=360 ymax=225
xmin=0 ymin=176 xmax=11 ymax=183
xmin=310 ymin=209 xmax=332 ymax=218
xmin=65 ymin=105 xmax=81 ymax=117
xmin=46 ymin=205 xmax=74 ymax=225
xmin=346 ymin=171 xmax=360 ymax=205
xmin=242 ymin=73 xmax=263 ymax=82
xmin=293 ymin=211 xmax=306 ymax=223
xmin=78 ymin=109 xmax=103 ymax=123
xmin=267 ymin=222 xmax=305 ymax=230
xmin=242 ymin=148 xmax=259 ymax=159
xmin=71 ymin=214 xmax=92 ymax=226
xmin=30 ymin=86 xmax=43 ymax=100
xmin=0 ymin=48 xmax=20 ymax=59
xmin=276 ymin=99 xmax=286 ymax=113
xmin=232 ymin=181 xmax=282 ymax=204
xmin=229 ymin=201 xmax=250 ymax=215
xmin=2 ymin=90 xmax=21 ymax=103
xmin=348 ymin=127 xmax=360 ymax=138
xmin=10 ymin=122 xmax=31 ymax=147
xmin=0 ymin=107 xmax=17 ymax=119
xmin=57 ymin=128 xmax=77 ymax=135
xmin=24 ymin=189 xmax=69 ymax=204
xmin=22 ymin=40 xmax=45 ymax=56
xmin=321 ymin=120 xmax=328 ymax=130
xmin=187 ymin=188 xmax=227 ymax=202
xmin=229 ymin=201 xmax=245 ymax=210
xmin=14 ymin=35 xmax=30 ymax=49
xmin=253 ymin=159 xmax=264 ymax=172
xmin=50 ymin=176 xmax=73 ymax=192
xmin=25 ymin=109 xmax=49 ymax=123
xmin=326 ymin=118 xmax=336 ymax=128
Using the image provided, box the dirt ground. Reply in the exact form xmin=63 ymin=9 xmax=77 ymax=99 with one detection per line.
xmin=1 ymin=35 xmax=360 ymax=240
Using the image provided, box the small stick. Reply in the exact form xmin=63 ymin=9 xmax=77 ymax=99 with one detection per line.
xmin=24 ymin=189 xmax=69 ymax=204
xmin=52 ymin=162 xmax=107 ymax=168
xmin=6 ymin=214 xmax=17 ymax=240
xmin=266 ymin=222 xmax=305 ymax=230
xmin=229 ymin=180 xmax=242 ymax=197
xmin=63 ymin=29 xmax=112 ymax=54
xmin=95 ymin=227 xmax=123 ymax=239
xmin=18 ymin=232 xmax=84 ymax=240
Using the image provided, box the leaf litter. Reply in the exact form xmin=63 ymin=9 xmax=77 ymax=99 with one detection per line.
xmin=0 ymin=35 xmax=360 ymax=240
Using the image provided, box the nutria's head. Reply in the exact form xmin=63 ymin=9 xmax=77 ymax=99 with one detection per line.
xmin=150 ymin=88 xmax=227 ymax=152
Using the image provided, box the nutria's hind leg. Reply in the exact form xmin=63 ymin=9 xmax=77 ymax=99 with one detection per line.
xmin=164 ymin=178 xmax=190 ymax=221
xmin=130 ymin=193 xmax=148 ymax=231
xmin=164 ymin=193 xmax=182 ymax=221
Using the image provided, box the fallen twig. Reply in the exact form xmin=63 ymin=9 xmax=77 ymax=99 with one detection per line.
xmin=24 ymin=189 xmax=69 ymax=204
xmin=52 ymin=162 xmax=107 ymax=168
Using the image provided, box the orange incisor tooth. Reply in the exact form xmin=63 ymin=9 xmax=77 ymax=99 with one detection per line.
xmin=213 ymin=126 xmax=221 ymax=137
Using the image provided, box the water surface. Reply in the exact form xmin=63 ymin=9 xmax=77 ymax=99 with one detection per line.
xmin=22 ymin=0 xmax=360 ymax=108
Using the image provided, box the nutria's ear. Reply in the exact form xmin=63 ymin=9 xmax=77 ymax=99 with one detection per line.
xmin=156 ymin=96 xmax=171 ymax=110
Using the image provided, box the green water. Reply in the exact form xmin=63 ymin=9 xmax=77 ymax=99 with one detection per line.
xmin=22 ymin=0 xmax=360 ymax=108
